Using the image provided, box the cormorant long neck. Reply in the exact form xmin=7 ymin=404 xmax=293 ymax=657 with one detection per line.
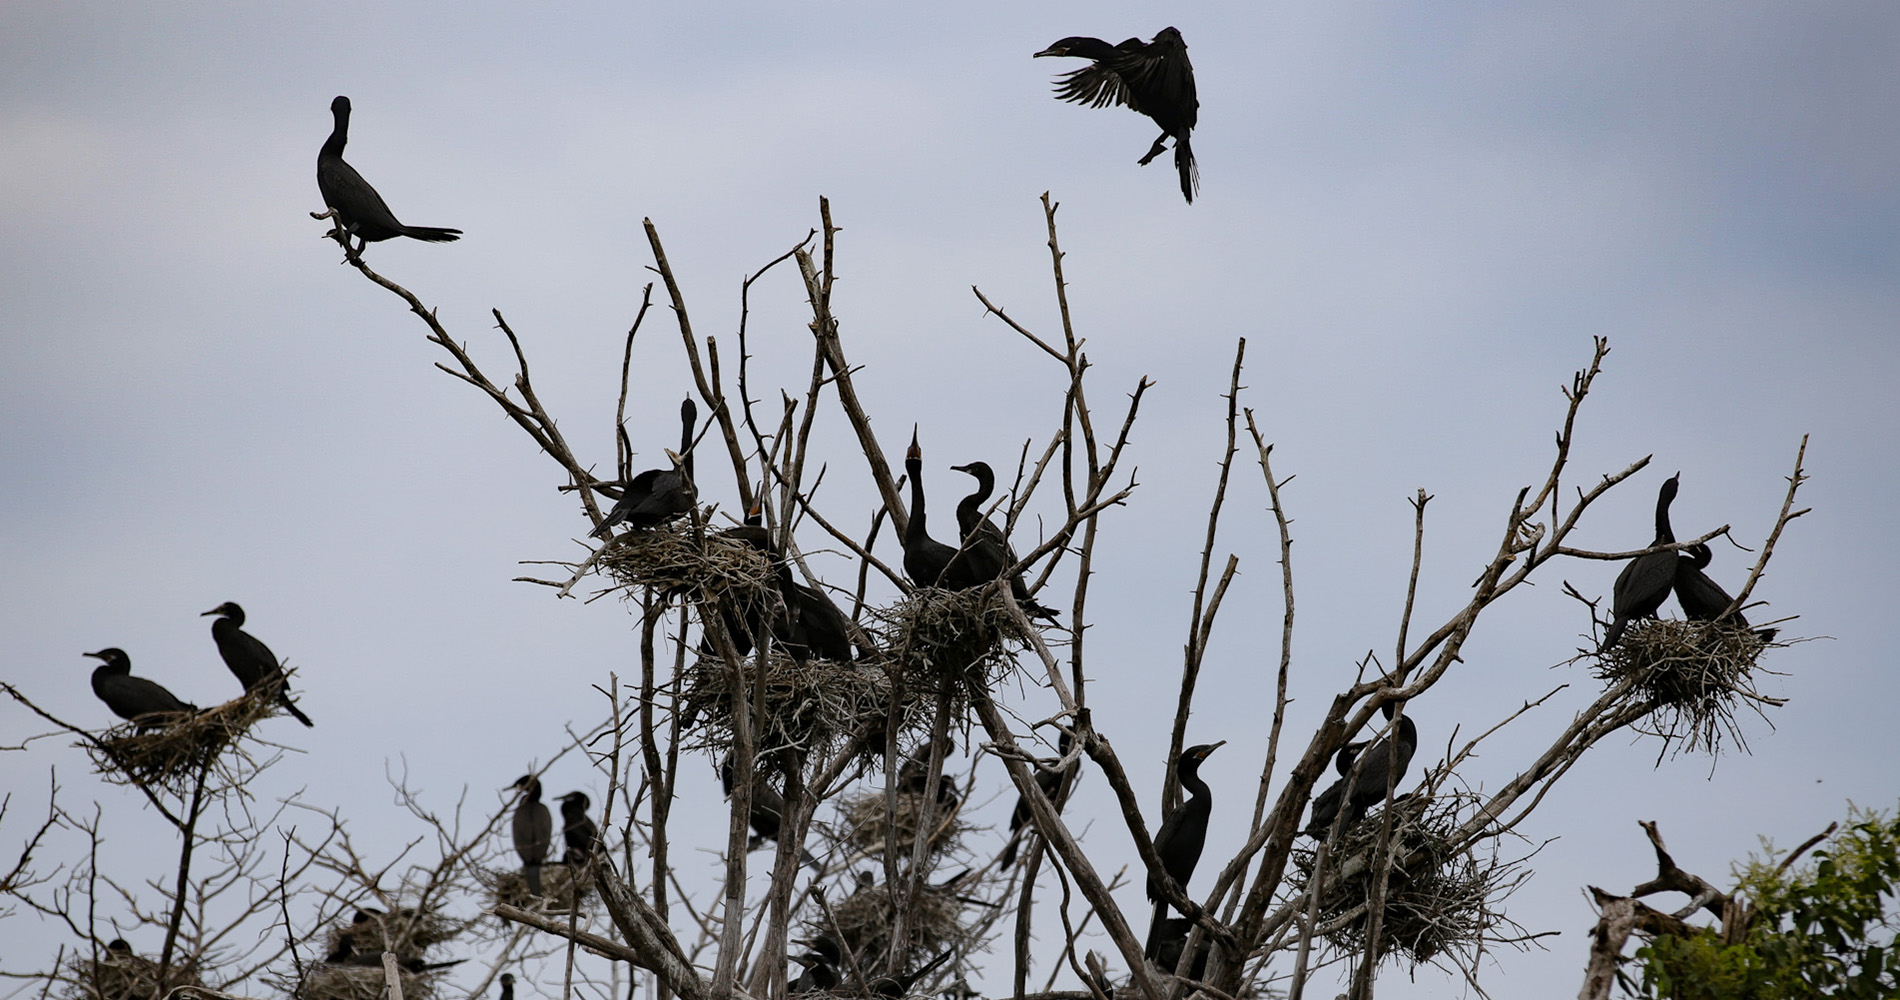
xmin=1177 ymin=756 xmax=1211 ymax=805
xmin=678 ymin=399 xmax=697 ymax=483
xmin=1063 ymin=36 xmax=1123 ymax=61
xmin=1654 ymin=478 xmax=1679 ymax=545
xmin=322 ymin=103 xmax=349 ymax=160
xmin=1686 ymin=542 xmax=1713 ymax=570
xmin=956 ymin=464 xmax=994 ymax=527
xmin=906 ymin=457 xmax=928 ymax=545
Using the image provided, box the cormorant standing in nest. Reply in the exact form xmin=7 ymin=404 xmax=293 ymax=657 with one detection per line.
xmin=317 ymin=97 xmax=462 ymax=252
xmin=83 ymin=649 xmax=196 ymax=728
xmin=1000 ymin=730 xmax=1076 ymax=867
xmin=323 ymin=933 xmax=463 ymax=972
xmin=509 ymin=775 xmax=552 ymax=895
xmin=1302 ymin=737 xmax=1368 ymax=839
xmin=902 ymin=430 xmax=964 ymax=588
xmin=556 ymin=792 xmax=599 ymax=866
xmin=202 ymin=602 xmax=314 ymax=726
xmin=1035 ymin=28 xmax=1199 ymax=203
xmin=1603 ymin=475 xmax=1681 ymax=650
xmin=711 ymin=501 xmax=855 ymax=662
xmin=1674 ymin=543 xmax=1779 ymax=642
xmin=1145 ymin=741 xmax=1224 ymax=960
xmin=1305 ymin=702 xmax=1418 ymax=838
xmin=593 ymin=398 xmax=698 ymax=538
xmin=949 ymin=461 xmax=1059 ymax=620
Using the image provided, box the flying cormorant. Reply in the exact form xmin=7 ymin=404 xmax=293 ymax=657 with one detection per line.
xmin=202 ymin=602 xmax=314 ymax=726
xmin=317 ymin=97 xmax=462 ymax=252
xmin=83 ymin=649 xmax=195 ymax=728
xmin=1603 ymin=475 xmax=1681 ymax=650
xmin=1035 ymin=28 xmax=1199 ymax=203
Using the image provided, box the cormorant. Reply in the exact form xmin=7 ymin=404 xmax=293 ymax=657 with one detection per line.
xmin=1305 ymin=702 xmax=1418 ymax=838
xmin=498 ymin=974 xmax=515 ymax=1000
xmin=592 ymin=398 xmax=698 ymax=538
xmin=1145 ymin=741 xmax=1224 ymax=960
xmin=789 ymin=936 xmax=842 ymax=993
xmin=509 ymin=775 xmax=553 ymax=895
xmin=999 ymin=731 xmax=1076 ymax=867
xmin=1603 ymin=475 xmax=1681 ymax=650
xmin=902 ymin=430 xmax=963 ymax=588
xmin=720 ymin=756 xmax=817 ymax=864
xmin=948 ymin=461 xmax=1058 ymax=620
xmin=866 ymin=949 xmax=954 ymax=998
xmin=83 ymin=649 xmax=196 ymax=728
xmin=1149 ymin=917 xmax=1209 ymax=979
xmin=556 ymin=792 xmax=599 ymax=866
xmin=202 ymin=602 xmax=314 ymax=727
xmin=323 ymin=933 xmax=463 ymax=972
xmin=1301 ymin=737 xmax=1369 ymax=839
xmin=317 ymin=97 xmax=462 ymax=252
xmin=781 ymin=578 xmax=856 ymax=663
xmin=1674 ymin=543 xmax=1778 ymax=642
xmin=1035 ymin=28 xmax=1199 ymax=203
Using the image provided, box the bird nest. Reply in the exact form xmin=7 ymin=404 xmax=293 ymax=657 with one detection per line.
xmin=62 ymin=948 xmax=202 ymax=1000
xmin=804 ymin=876 xmax=967 ymax=984
xmin=1593 ymin=618 xmax=1782 ymax=755
xmin=87 ymin=686 xmax=282 ymax=792
xmin=297 ymin=964 xmax=438 ymax=1000
xmin=598 ymin=517 xmax=778 ymax=598
xmin=1289 ymin=794 xmax=1517 ymax=968
xmin=479 ymin=863 xmax=590 ymax=913
xmin=679 ymin=651 xmax=908 ymax=760
xmin=320 ymin=906 xmax=462 ymax=966
xmin=831 ymin=788 xmax=967 ymax=861
xmin=869 ymin=587 xmax=1032 ymax=684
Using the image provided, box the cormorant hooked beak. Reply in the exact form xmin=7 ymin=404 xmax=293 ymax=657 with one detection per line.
xmin=83 ymin=650 xmax=107 ymax=661
xmin=1034 ymin=44 xmax=1068 ymax=57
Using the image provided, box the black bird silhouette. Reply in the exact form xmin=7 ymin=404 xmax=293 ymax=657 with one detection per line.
xmin=556 ymin=792 xmax=599 ymax=866
xmin=83 ymin=649 xmax=195 ymax=728
xmin=317 ymin=96 xmax=461 ymax=252
xmin=789 ymin=935 xmax=843 ymax=993
xmin=1036 ymin=28 xmax=1199 ymax=203
xmin=949 ymin=461 xmax=1058 ymax=620
xmin=719 ymin=756 xmax=817 ymax=865
xmin=509 ymin=775 xmax=553 ymax=895
xmin=1302 ymin=737 xmax=1369 ymax=839
xmin=1304 ymin=702 xmax=1418 ymax=839
xmin=593 ymin=398 xmax=698 ymax=538
xmin=202 ymin=602 xmax=314 ymax=726
xmin=902 ymin=430 xmax=965 ymax=588
xmin=866 ymin=949 xmax=954 ymax=998
xmin=1145 ymin=741 xmax=1224 ymax=960
xmin=1000 ymin=730 xmax=1076 ymax=867
xmin=498 ymin=973 xmax=515 ymax=1000
xmin=707 ymin=502 xmax=856 ymax=662
xmin=1603 ymin=475 xmax=1682 ymax=650
xmin=1148 ymin=917 xmax=1209 ymax=978
xmin=1674 ymin=543 xmax=1778 ymax=642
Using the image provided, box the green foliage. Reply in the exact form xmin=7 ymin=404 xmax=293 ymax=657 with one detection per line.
xmin=1631 ymin=804 xmax=1900 ymax=999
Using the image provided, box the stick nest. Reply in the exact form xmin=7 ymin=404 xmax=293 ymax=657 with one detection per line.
xmin=804 ymin=875 xmax=968 ymax=984
xmin=479 ymin=863 xmax=590 ymax=913
xmin=1593 ymin=618 xmax=1782 ymax=755
xmin=831 ymin=789 xmax=968 ymax=861
xmin=681 ymin=652 xmax=898 ymax=759
xmin=62 ymin=948 xmax=202 ymax=1000
xmin=297 ymin=964 xmax=439 ymax=1000
xmin=599 ymin=517 xmax=777 ymax=598
xmin=868 ymin=587 xmax=1032 ymax=683
xmin=1290 ymin=794 xmax=1517 ymax=968
xmin=86 ymin=686 xmax=282 ymax=791
xmin=321 ymin=906 xmax=461 ymax=959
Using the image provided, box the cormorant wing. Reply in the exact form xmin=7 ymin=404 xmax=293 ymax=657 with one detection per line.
xmin=1111 ymin=32 xmax=1197 ymax=125
xmin=1053 ymin=63 xmax=1132 ymax=109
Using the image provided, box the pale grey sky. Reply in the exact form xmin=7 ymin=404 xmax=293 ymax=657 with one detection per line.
xmin=3 ymin=3 xmax=1897 ymax=996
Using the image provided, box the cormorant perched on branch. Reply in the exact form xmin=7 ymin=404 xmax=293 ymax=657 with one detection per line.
xmin=509 ymin=775 xmax=552 ymax=895
xmin=202 ymin=602 xmax=314 ymax=726
xmin=720 ymin=756 xmax=817 ymax=864
xmin=902 ymin=430 xmax=964 ymax=588
xmin=1603 ymin=475 xmax=1681 ymax=650
xmin=593 ymin=398 xmax=698 ymax=538
xmin=83 ymin=649 xmax=195 ymax=728
xmin=1145 ymin=741 xmax=1224 ymax=960
xmin=1149 ymin=917 xmax=1209 ymax=978
xmin=1674 ymin=543 xmax=1778 ymax=642
xmin=1035 ymin=28 xmax=1199 ymax=203
xmin=1302 ymin=737 xmax=1368 ymax=839
xmin=317 ymin=97 xmax=462 ymax=252
xmin=556 ymin=792 xmax=599 ymax=866
xmin=1000 ymin=730 xmax=1076 ymax=867
xmin=867 ymin=949 xmax=954 ymax=998
xmin=949 ymin=461 xmax=1058 ymax=620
